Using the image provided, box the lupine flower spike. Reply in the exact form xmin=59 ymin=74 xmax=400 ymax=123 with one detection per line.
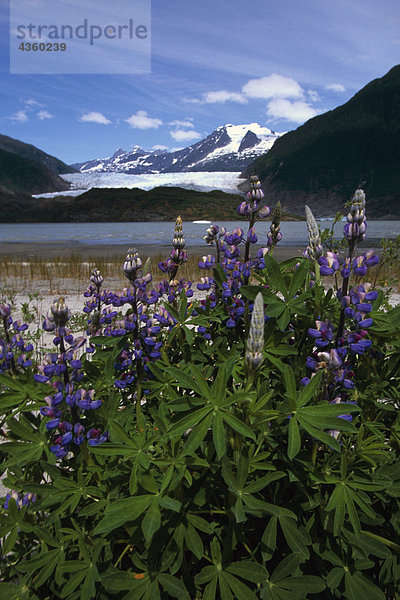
xmin=304 ymin=205 xmax=323 ymax=260
xmin=245 ymin=292 xmax=265 ymax=373
xmin=344 ymin=189 xmax=367 ymax=244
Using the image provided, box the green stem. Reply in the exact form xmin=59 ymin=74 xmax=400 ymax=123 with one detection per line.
xmin=335 ymin=240 xmax=355 ymax=344
xmin=113 ymin=543 xmax=133 ymax=568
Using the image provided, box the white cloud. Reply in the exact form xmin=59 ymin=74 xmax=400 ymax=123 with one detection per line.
xmin=325 ymin=83 xmax=346 ymax=93
xmin=9 ymin=110 xmax=28 ymax=123
xmin=307 ymin=89 xmax=320 ymax=102
xmin=243 ymin=74 xmax=304 ymax=100
xmin=183 ymin=97 xmax=201 ymax=104
xmin=80 ymin=112 xmax=111 ymax=125
xmin=202 ymin=90 xmax=247 ymax=104
xmin=37 ymin=110 xmax=53 ymax=120
xmin=170 ymin=129 xmax=202 ymax=142
xmin=170 ymin=146 xmax=184 ymax=152
xmin=125 ymin=110 xmax=162 ymax=130
xmin=169 ymin=119 xmax=194 ymax=128
xmin=266 ymin=99 xmax=319 ymax=124
xmin=152 ymin=144 xmax=168 ymax=151
xmin=25 ymin=98 xmax=43 ymax=108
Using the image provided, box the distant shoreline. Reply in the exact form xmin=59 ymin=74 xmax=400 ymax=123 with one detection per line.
xmin=0 ymin=241 xmax=382 ymax=261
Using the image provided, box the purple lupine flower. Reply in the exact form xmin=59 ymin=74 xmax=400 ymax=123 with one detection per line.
xmin=318 ymin=252 xmax=340 ymax=276
xmin=198 ymin=254 xmax=216 ymax=269
xmin=87 ymin=428 xmax=109 ymax=446
xmin=308 ymin=320 xmax=334 ymax=348
xmin=344 ymin=189 xmax=367 ymax=243
xmin=247 ymin=227 xmax=258 ymax=244
xmin=363 ymin=251 xmax=379 ymax=267
xmin=0 ymin=303 xmax=11 ymax=319
xmin=352 ymin=255 xmax=367 ymax=276
xmin=4 ymin=490 xmax=36 ymax=510
xmin=224 ymin=227 xmax=244 ymax=246
xmin=123 ymin=248 xmax=142 ymax=282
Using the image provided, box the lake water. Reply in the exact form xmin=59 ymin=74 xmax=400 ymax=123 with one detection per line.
xmin=0 ymin=220 xmax=399 ymax=248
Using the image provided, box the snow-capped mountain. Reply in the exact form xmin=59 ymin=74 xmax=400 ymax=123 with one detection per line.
xmin=72 ymin=123 xmax=282 ymax=174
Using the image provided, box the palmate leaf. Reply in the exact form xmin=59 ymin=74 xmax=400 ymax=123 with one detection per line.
xmin=344 ymin=570 xmax=386 ymax=600
xmin=325 ymin=482 xmax=377 ymax=536
xmin=264 ymin=254 xmax=288 ymax=297
xmin=94 ymin=495 xmax=154 ymax=535
xmin=260 ymin=554 xmax=325 ymax=599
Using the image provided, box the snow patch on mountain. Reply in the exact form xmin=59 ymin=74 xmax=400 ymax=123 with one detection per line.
xmin=72 ymin=123 xmax=282 ymax=175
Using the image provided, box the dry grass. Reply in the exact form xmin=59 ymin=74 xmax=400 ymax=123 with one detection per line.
xmin=0 ymin=253 xmax=205 ymax=295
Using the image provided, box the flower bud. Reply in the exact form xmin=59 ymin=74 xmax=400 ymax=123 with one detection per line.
xmin=245 ymin=292 xmax=265 ymax=373
xmin=0 ymin=304 xmax=11 ymax=319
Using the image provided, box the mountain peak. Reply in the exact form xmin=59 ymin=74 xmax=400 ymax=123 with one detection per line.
xmin=74 ymin=122 xmax=283 ymax=175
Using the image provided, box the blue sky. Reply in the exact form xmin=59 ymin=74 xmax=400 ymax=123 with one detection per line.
xmin=0 ymin=0 xmax=399 ymax=164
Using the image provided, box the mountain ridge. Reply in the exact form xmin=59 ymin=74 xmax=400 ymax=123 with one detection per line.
xmin=242 ymin=65 xmax=400 ymax=218
xmin=71 ymin=123 xmax=282 ymax=174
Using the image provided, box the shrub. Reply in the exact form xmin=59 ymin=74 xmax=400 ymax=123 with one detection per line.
xmin=1 ymin=179 xmax=400 ymax=600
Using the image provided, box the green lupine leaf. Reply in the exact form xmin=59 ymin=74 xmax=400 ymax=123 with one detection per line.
xmin=298 ymin=412 xmax=356 ymax=432
xmin=212 ymin=410 xmax=226 ymax=459
xmin=270 ymin=554 xmax=300 ymax=583
xmin=183 ymin=414 xmax=213 ymax=454
xmin=264 ymin=254 xmax=288 ymax=296
xmin=184 ymin=522 xmax=203 ymax=559
xmin=186 ymin=513 xmax=214 ymax=534
xmin=297 ymin=369 xmax=324 ymax=407
xmin=243 ymin=495 xmax=297 ymax=519
xmin=277 ymin=308 xmax=291 ymax=331
xmin=210 ymin=537 xmax=222 ymax=564
xmin=226 ymin=561 xmax=268 ymax=583
xmin=279 ymin=575 xmax=325 ymax=593
xmin=344 ymin=487 xmax=361 ymax=534
xmin=283 ymin=365 xmax=296 ymax=402
xmin=279 ymin=517 xmax=310 ymax=558
xmin=220 ymin=571 xmax=258 ymax=600
xmin=233 ymin=497 xmax=246 ymax=523
xmin=326 ymin=486 xmax=346 ymax=535
xmin=168 ymin=406 xmax=212 ymax=436
xmin=344 ymin=571 xmax=386 ymax=600
xmin=244 ymin=472 xmax=285 ymax=494
xmin=297 ymin=418 xmax=341 ymax=452
xmin=212 ymin=363 xmax=228 ymax=402
xmin=218 ymin=575 xmax=234 ymax=600
xmin=158 ymin=495 xmax=181 ymax=513
xmin=158 ymin=573 xmax=189 ymax=599
xmin=0 ymin=392 xmax=26 ymax=409
xmin=237 ymin=449 xmax=249 ymax=489
xmin=288 ymin=416 xmax=301 ymax=459
xmin=221 ymin=412 xmax=256 ymax=440
xmin=288 ymin=259 xmax=309 ymax=298
xmin=195 ymin=565 xmax=218 ymax=585
xmin=190 ymin=364 xmax=214 ymax=400
xmin=94 ymin=495 xmax=153 ymax=535
xmin=167 ymin=365 xmax=203 ymax=396
xmin=262 ymin=516 xmax=277 ymax=560
xmin=202 ymin=577 xmax=218 ymax=600
xmin=142 ymin=498 xmax=161 ymax=545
